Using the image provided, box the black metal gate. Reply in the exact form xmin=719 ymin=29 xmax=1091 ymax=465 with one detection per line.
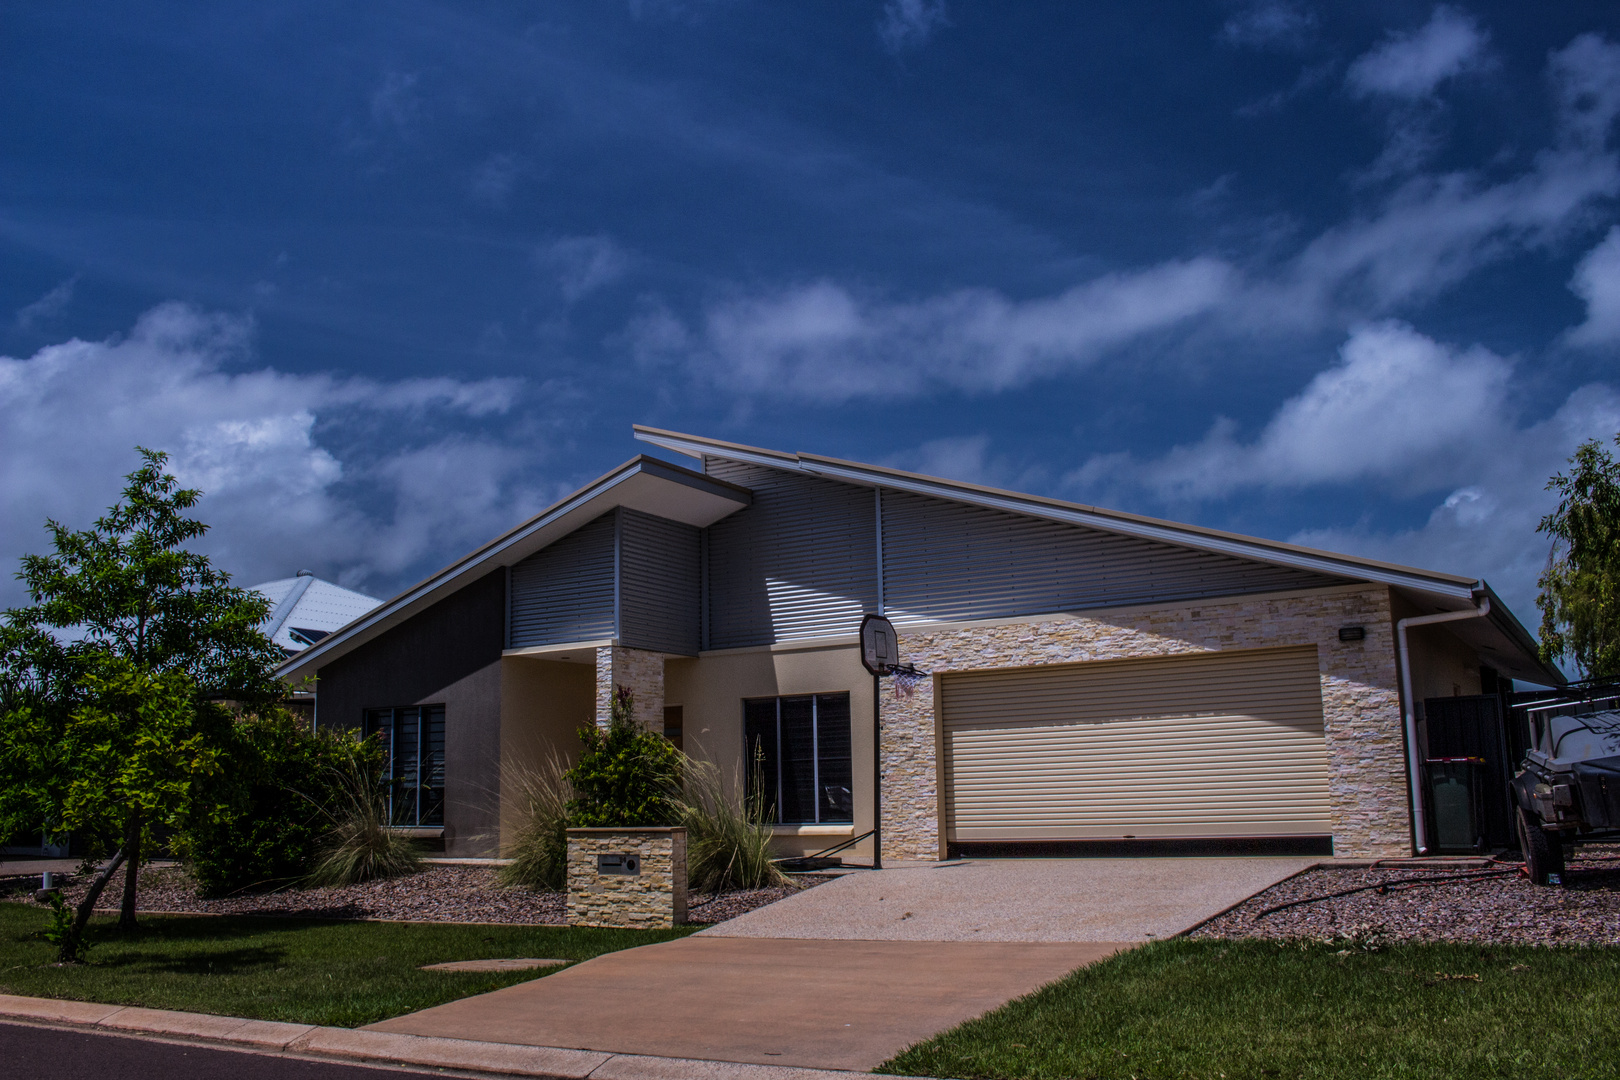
xmin=1423 ymin=694 xmax=1513 ymax=849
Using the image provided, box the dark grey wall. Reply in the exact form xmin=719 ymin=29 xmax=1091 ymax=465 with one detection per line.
xmin=619 ymin=508 xmax=701 ymax=654
xmin=316 ymin=568 xmax=505 ymax=857
xmin=508 ymin=511 xmax=616 ymax=648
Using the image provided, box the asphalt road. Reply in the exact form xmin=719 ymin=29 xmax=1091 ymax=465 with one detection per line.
xmin=0 ymin=1021 xmax=424 ymax=1079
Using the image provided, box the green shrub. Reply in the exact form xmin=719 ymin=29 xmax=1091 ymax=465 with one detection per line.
xmin=175 ymin=708 xmax=361 ymax=895
xmin=565 ymin=687 xmax=678 ymax=827
xmin=498 ymin=755 xmax=574 ymax=891
xmin=671 ymin=753 xmax=788 ymax=893
xmin=306 ymin=746 xmax=422 ymax=886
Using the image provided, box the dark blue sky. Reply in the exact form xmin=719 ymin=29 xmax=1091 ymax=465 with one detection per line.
xmin=3 ymin=2 xmax=1619 ymax=625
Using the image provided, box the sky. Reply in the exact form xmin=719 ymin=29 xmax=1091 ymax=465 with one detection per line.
xmin=3 ymin=2 xmax=1620 ymax=639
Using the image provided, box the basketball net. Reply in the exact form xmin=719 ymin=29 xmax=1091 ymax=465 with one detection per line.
xmin=892 ymin=667 xmax=925 ymax=700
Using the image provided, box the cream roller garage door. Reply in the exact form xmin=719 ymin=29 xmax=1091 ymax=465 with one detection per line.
xmin=941 ymin=646 xmax=1330 ymax=841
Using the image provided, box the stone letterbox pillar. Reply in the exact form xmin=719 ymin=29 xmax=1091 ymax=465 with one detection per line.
xmin=565 ymin=827 xmax=688 ymax=928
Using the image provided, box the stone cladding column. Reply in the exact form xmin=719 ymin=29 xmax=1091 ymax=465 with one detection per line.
xmin=594 ymin=645 xmax=665 ymax=731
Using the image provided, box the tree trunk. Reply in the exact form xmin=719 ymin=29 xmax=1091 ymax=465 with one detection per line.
xmin=71 ymin=844 xmax=129 ymax=940
xmin=118 ymin=808 xmax=142 ymax=931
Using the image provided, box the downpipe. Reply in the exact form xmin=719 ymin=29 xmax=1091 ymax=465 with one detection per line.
xmin=1396 ymin=594 xmax=1491 ymax=855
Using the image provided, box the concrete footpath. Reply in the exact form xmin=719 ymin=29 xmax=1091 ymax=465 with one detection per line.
xmin=0 ymin=993 xmax=908 ymax=1080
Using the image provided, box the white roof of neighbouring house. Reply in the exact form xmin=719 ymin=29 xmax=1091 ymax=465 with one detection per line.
xmin=252 ymin=572 xmax=383 ymax=652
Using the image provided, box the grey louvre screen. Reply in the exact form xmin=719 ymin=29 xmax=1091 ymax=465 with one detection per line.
xmin=619 ymin=508 xmax=701 ymax=655
xmin=703 ymin=461 xmax=877 ymax=648
xmin=509 ymin=511 xmax=616 ymax=647
xmin=882 ymin=490 xmax=1346 ymax=624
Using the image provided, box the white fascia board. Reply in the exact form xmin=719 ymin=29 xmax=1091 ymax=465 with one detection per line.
xmin=634 ymin=429 xmax=800 ymax=471
xmin=799 ymin=458 xmax=1476 ymax=599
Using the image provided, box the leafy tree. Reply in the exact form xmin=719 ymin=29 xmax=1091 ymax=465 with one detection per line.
xmin=1537 ymin=435 xmax=1620 ymax=679
xmin=0 ymin=448 xmax=283 ymax=948
xmin=566 ymin=686 xmax=679 ymax=827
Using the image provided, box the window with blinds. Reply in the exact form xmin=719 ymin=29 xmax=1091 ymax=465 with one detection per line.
xmin=362 ymin=705 xmax=446 ymax=827
xmin=743 ymin=693 xmax=853 ymax=824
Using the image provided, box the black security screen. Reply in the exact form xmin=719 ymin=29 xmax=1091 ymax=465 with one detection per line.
xmin=742 ymin=692 xmax=853 ymax=824
xmin=363 ymin=704 xmax=445 ymax=827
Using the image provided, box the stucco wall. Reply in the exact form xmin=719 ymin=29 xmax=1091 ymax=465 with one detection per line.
xmin=314 ymin=569 xmax=505 ymax=857
xmin=499 ymin=657 xmax=594 ymax=851
xmin=881 ymin=583 xmax=1411 ymax=860
xmin=665 ymin=640 xmax=876 ymax=860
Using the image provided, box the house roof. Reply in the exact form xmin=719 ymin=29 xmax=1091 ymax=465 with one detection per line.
xmin=631 ymin=425 xmax=1563 ymax=687
xmin=253 ymin=573 xmax=382 ymax=652
xmin=276 ymin=454 xmax=749 ymax=680
xmin=277 ymin=426 xmax=1562 ymax=687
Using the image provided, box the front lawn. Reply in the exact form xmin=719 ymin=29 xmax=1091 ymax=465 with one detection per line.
xmin=0 ymin=901 xmax=694 ymax=1028
xmin=881 ymin=938 xmax=1620 ymax=1080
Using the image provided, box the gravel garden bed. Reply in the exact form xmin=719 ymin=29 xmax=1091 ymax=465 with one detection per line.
xmin=1190 ymin=844 xmax=1620 ymax=946
xmin=0 ymin=863 xmax=827 ymax=926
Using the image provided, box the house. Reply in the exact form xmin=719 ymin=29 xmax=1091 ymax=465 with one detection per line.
xmin=276 ymin=426 xmax=1561 ymax=861
xmin=253 ymin=571 xmax=383 ymax=653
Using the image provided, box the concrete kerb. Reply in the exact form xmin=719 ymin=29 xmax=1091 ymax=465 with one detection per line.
xmin=0 ymin=994 xmax=909 ymax=1080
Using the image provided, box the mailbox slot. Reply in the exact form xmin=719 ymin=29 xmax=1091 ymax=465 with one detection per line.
xmin=598 ymin=852 xmax=640 ymax=876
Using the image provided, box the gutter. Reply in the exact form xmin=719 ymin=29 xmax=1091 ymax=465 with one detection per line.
xmin=1396 ymin=593 xmax=1491 ymax=855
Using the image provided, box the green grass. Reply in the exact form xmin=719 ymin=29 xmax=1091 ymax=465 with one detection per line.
xmin=0 ymin=901 xmax=695 ymax=1028
xmin=880 ymin=938 xmax=1620 ymax=1080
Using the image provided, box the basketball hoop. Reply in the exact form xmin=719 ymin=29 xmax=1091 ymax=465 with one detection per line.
xmin=890 ymin=664 xmax=926 ymax=700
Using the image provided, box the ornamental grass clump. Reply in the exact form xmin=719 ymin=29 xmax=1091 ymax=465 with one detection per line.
xmin=306 ymin=745 xmax=422 ymax=886
xmin=670 ymin=753 xmax=788 ymax=893
xmin=498 ymin=755 xmax=574 ymax=891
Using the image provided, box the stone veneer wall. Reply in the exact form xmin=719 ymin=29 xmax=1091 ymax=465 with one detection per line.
xmin=566 ymin=827 xmax=687 ymax=928
xmin=880 ymin=584 xmax=1409 ymax=861
xmin=594 ymin=645 xmax=665 ymax=731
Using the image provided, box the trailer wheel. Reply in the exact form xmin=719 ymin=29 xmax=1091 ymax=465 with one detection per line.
xmin=1517 ymin=806 xmax=1565 ymax=886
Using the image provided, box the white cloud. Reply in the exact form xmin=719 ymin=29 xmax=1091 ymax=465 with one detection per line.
xmin=1067 ymin=321 xmax=1620 ymax=617
xmin=638 ymin=258 xmax=1235 ymax=402
xmin=370 ymin=71 xmax=421 ymax=131
xmin=470 ymin=154 xmax=522 ymax=206
xmin=1089 ymin=322 xmax=1513 ymax=499
xmin=1568 ymin=225 xmax=1620 ymax=346
xmin=879 ymin=0 xmax=949 ymax=54
xmin=14 ymin=277 xmax=77 ymax=331
xmin=1220 ymin=2 xmax=1317 ymax=51
xmin=0 ymin=303 xmax=543 ymax=606
xmin=1289 ymin=386 xmax=1620 ymax=620
xmin=1346 ymin=6 xmax=1490 ymax=100
xmin=537 ymin=235 xmax=631 ymax=303
xmin=1278 ymin=32 xmax=1620 ymax=316
xmin=631 ymin=34 xmax=1619 ymax=405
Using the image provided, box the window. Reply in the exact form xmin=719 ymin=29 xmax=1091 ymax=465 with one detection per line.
xmin=362 ymin=705 xmax=445 ymax=827
xmin=743 ymin=693 xmax=852 ymax=824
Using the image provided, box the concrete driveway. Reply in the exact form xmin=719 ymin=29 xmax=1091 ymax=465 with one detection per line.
xmin=367 ymin=935 xmax=1120 ymax=1072
xmin=703 ymin=856 xmax=1315 ymax=942
xmin=371 ymin=857 xmax=1311 ymax=1071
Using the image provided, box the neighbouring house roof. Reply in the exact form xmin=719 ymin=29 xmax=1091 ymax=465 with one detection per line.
xmin=275 ymin=427 xmax=1561 ymax=687
xmin=253 ymin=573 xmax=383 ymax=653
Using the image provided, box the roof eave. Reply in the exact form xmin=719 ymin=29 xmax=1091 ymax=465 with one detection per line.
xmin=633 ymin=427 xmax=1479 ymax=600
xmin=276 ymin=454 xmax=748 ymax=682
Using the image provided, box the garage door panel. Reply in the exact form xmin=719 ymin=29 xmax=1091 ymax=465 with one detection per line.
xmin=942 ymin=646 xmax=1331 ymax=842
